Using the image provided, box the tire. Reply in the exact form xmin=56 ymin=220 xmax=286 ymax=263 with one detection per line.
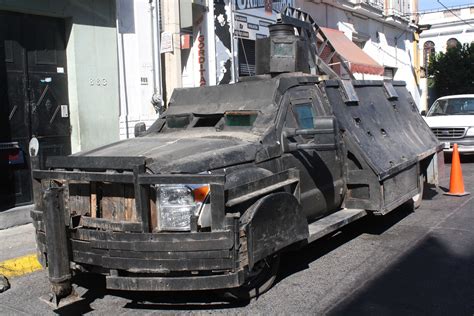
xmin=412 ymin=173 xmax=424 ymax=209
xmin=227 ymin=254 xmax=280 ymax=300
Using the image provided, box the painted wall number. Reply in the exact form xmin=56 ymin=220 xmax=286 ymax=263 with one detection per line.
xmin=89 ymin=78 xmax=108 ymax=86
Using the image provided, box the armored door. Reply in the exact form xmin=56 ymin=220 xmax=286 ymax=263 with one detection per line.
xmin=281 ymin=86 xmax=344 ymax=220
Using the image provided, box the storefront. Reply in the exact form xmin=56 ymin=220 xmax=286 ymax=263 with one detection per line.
xmin=232 ymin=0 xmax=294 ymax=78
xmin=179 ymin=0 xmax=294 ymax=89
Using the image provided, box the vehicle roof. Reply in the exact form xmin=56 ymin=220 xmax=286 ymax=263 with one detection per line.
xmin=436 ymin=94 xmax=474 ymax=100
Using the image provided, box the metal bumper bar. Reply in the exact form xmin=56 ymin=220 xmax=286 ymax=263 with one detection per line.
xmin=106 ymin=271 xmax=244 ymax=291
xmin=32 ymin=161 xmax=226 ymax=231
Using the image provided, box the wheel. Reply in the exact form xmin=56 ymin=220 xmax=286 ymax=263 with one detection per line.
xmin=227 ymin=254 xmax=280 ymax=300
xmin=412 ymin=173 xmax=424 ymax=209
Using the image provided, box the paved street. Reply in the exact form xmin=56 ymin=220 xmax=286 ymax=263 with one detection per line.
xmin=1 ymin=157 xmax=473 ymax=315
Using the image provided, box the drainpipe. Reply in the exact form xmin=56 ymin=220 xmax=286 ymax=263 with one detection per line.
xmin=120 ymin=33 xmax=130 ymax=138
xmin=150 ymin=0 xmax=164 ymax=113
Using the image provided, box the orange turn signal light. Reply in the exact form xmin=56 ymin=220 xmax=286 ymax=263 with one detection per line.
xmin=193 ymin=186 xmax=210 ymax=202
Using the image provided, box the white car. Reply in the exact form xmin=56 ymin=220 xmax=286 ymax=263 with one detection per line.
xmin=423 ymin=94 xmax=474 ymax=154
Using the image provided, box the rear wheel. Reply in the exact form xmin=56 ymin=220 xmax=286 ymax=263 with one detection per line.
xmin=227 ymin=254 xmax=280 ymax=300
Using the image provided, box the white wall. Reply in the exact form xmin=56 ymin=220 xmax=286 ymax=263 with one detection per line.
xmin=419 ymin=6 xmax=474 ymax=63
xmin=116 ymin=0 xmax=160 ymax=139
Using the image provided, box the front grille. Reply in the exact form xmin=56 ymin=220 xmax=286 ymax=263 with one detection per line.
xmin=431 ymin=127 xmax=466 ymax=139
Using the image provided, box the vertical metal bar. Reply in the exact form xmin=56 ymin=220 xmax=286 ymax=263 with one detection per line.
xmin=42 ymin=187 xmax=72 ymax=303
xmin=134 ymin=165 xmax=150 ymax=232
xmin=232 ymin=216 xmax=239 ymax=272
xmin=210 ymin=184 xmax=225 ymax=230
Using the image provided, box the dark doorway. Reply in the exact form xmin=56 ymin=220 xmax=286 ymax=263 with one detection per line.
xmin=238 ymin=38 xmax=255 ymax=77
xmin=0 ymin=11 xmax=71 ymax=210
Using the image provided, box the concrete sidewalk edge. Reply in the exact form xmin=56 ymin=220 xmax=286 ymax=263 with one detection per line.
xmin=0 ymin=205 xmax=33 ymax=230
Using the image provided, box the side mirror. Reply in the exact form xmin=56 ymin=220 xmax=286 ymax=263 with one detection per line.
xmin=281 ymin=117 xmax=337 ymax=153
xmin=281 ymin=128 xmax=319 ymax=152
xmin=421 ymin=110 xmax=426 ymax=116
xmin=134 ymin=122 xmax=146 ymax=137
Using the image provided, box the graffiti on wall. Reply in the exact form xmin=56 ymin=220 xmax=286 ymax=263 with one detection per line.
xmin=215 ymin=0 xmax=233 ymax=85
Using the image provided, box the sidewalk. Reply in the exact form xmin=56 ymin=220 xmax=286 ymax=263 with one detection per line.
xmin=0 ymin=223 xmax=42 ymax=288
xmin=0 ymin=224 xmax=37 ymax=262
xmin=0 ymin=204 xmax=34 ymax=230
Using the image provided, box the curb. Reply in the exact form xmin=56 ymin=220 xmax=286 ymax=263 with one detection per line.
xmin=0 ymin=254 xmax=42 ymax=279
xmin=0 ymin=204 xmax=33 ymax=230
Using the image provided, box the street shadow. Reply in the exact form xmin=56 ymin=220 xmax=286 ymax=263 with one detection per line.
xmin=423 ymin=183 xmax=440 ymax=200
xmin=277 ymin=205 xmax=415 ymax=284
xmin=54 ymin=273 xmax=249 ymax=315
xmin=444 ymin=152 xmax=474 ymax=164
xmin=327 ymin=235 xmax=474 ymax=315
xmin=54 ymin=274 xmax=106 ymax=315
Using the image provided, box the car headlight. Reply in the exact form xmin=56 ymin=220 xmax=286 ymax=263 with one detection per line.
xmin=466 ymin=127 xmax=474 ymax=136
xmin=156 ymin=184 xmax=210 ymax=231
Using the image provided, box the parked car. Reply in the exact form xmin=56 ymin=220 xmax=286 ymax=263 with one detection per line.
xmin=423 ymin=94 xmax=474 ymax=154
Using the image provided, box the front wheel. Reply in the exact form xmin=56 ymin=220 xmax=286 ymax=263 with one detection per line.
xmin=227 ymin=254 xmax=280 ymax=300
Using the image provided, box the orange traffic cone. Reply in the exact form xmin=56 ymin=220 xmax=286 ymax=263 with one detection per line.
xmin=445 ymin=144 xmax=470 ymax=196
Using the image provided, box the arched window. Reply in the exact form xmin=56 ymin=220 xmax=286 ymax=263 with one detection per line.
xmin=446 ymin=38 xmax=460 ymax=50
xmin=423 ymin=41 xmax=435 ymax=67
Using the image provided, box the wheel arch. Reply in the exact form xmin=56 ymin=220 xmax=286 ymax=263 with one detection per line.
xmin=240 ymin=192 xmax=308 ymax=269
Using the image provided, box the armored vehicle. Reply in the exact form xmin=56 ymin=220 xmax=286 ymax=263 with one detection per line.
xmin=31 ymin=8 xmax=442 ymax=307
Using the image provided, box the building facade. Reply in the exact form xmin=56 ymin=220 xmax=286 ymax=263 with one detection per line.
xmin=152 ymin=0 xmax=421 ymax=106
xmin=0 ymin=0 xmax=120 ymax=211
xmin=116 ymin=0 xmax=163 ymax=139
xmin=296 ymin=0 xmax=421 ymax=106
xmin=418 ymin=4 xmax=474 ymax=110
xmin=117 ymin=0 xmax=297 ymax=138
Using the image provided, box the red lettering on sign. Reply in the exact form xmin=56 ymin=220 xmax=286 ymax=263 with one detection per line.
xmin=198 ymin=35 xmax=206 ymax=86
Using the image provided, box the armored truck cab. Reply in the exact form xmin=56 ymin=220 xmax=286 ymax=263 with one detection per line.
xmin=30 ymin=8 xmax=442 ymax=308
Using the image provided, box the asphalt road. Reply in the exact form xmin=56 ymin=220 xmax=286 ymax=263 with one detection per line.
xmin=1 ymin=156 xmax=473 ymax=315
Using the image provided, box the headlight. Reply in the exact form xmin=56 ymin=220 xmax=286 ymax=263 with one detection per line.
xmin=466 ymin=127 xmax=474 ymax=136
xmin=156 ymin=184 xmax=210 ymax=231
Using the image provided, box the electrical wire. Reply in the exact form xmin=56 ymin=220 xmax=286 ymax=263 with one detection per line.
xmin=436 ymin=0 xmax=474 ymax=27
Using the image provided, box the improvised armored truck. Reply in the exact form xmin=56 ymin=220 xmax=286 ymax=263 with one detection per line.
xmin=30 ymin=8 xmax=442 ymax=307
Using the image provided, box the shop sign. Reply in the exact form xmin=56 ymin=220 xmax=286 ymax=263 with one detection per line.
xmin=233 ymin=0 xmax=295 ymax=40
xmin=234 ymin=0 xmax=294 ymax=12
xmin=198 ymin=35 xmax=206 ymax=86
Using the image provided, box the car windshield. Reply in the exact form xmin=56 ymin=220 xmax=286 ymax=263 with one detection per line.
xmin=427 ymin=97 xmax=474 ymax=116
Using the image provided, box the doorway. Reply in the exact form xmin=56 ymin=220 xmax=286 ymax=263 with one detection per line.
xmin=0 ymin=11 xmax=71 ymax=209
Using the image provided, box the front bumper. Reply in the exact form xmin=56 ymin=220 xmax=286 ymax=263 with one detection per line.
xmin=32 ymin=208 xmax=244 ymax=291
xmin=30 ymin=156 xmax=245 ymax=292
xmin=439 ymin=137 xmax=474 ymax=154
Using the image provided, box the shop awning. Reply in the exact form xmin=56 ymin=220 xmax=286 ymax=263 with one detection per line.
xmin=320 ymin=27 xmax=384 ymax=76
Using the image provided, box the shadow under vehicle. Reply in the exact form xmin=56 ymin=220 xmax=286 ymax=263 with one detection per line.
xmin=30 ymin=7 xmax=442 ymax=309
